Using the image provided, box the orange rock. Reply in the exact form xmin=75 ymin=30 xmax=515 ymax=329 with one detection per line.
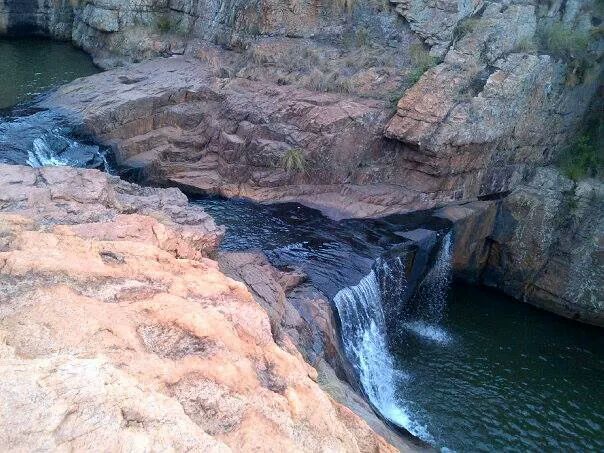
xmin=0 ymin=164 xmax=400 ymax=452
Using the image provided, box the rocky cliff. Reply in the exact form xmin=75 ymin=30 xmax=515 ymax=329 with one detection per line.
xmin=437 ymin=167 xmax=604 ymax=326
xmin=0 ymin=163 xmax=417 ymax=451
xmin=13 ymin=0 xmax=598 ymax=220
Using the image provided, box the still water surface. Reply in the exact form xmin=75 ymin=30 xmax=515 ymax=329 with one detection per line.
xmin=0 ymin=37 xmax=98 ymax=109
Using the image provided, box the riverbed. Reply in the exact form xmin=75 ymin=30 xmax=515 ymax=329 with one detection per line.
xmin=1 ymin=38 xmax=602 ymax=453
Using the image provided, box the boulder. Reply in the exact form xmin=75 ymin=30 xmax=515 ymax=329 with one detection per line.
xmin=439 ymin=168 xmax=604 ymax=326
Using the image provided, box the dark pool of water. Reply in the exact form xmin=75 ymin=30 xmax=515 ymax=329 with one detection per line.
xmin=196 ymin=195 xmax=604 ymax=452
xmin=394 ymin=283 xmax=604 ymax=452
xmin=192 ymin=195 xmax=448 ymax=298
xmin=0 ymin=38 xmax=111 ymax=170
xmin=0 ymin=37 xmax=98 ymax=109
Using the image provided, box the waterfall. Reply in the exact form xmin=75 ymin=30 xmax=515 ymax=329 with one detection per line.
xmin=26 ymin=133 xmax=106 ymax=169
xmin=1 ymin=110 xmax=109 ymax=170
xmin=334 ymin=258 xmax=431 ymax=440
xmin=412 ymin=231 xmax=453 ymax=323
xmin=333 ymin=231 xmax=454 ymax=441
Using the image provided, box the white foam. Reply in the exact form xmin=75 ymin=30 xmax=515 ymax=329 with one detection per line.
xmin=27 ymin=137 xmax=70 ymax=167
xmin=402 ymin=320 xmax=453 ymax=345
xmin=334 ymin=268 xmax=433 ymax=442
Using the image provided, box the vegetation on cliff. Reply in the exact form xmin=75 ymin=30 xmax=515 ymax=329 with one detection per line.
xmin=558 ymin=103 xmax=603 ymax=181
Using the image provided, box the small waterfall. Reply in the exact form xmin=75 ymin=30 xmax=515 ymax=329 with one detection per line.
xmin=334 ymin=257 xmax=431 ymax=440
xmin=26 ymin=131 xmax=108 ymax=169
xmin=334 ymin=231 xmax=454 ymax=442
xmin=1 ymin=110 xmax=111 ymax=171
xmin=412 ymin=231 xmax=453 ymax=323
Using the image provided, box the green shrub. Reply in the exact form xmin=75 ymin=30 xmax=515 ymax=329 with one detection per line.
xmin=334 ymin=0 xmax=357 ymax=13
xmin=539 ymin=22 xmax=592 ymax=85
xmin=156 ymin=16 xmax=172 ymax=33
xmin=304 ymin=69 xmax=353 ymax=93
xmin=388 ymin=90 xmax=404 ymax=113
xmin=281 ymin=148 xmax=307 ymax=173
xmin=355 ymin=27 xmax=371 ymax=47
xmin=515 ymin=37 xmax=538 ymax=54
xmin=557 ymin=104 xmax=603 ymax=182
xmin=558 ymin=134 xmax=602 ymax=181
xmin=406 ymin=43 xmax=436 ymax=85
xmin=539 ymin=22 xmax=589 ymax=60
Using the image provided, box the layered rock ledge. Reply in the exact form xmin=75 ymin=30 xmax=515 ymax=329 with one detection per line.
xmin=19 ymin=0 xmax=601 ymax=221
xmin=0 ymin=164 xmax=412 ymax=451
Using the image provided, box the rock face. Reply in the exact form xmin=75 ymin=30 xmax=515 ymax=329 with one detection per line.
xmin=0 ymin=164 xmax=407 ymax=452
xmin=41 ymin=56 xmax=435 ymax=220
xmin=0 ymin=161 xmax=223 ymax=258
xmin=386 ymin=0 xmax=602 ymax=203
xmin=437 ymin=168 xmax=604 ymax=326
xmin=2 ymin=1 xmax=602 ymax=323
xmin=23 ymin=0 xmax=600 ymax=220
xmin=0 ymin=0 xmax=419 ymax=69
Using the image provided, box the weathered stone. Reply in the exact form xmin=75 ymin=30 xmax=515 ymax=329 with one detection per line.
xmin=0 ymin=164 xmax=407 ymax=452
xmin=0 ymin=163 xmax=223 ymax=259
xmin=389 ymin=0 xmax=482 ymax=56
xmin=441 ymin=168 xmax=604 ymax=326
xmin=81 ymin=4 xmax=120 ymax=32
xmin=386 ymin=1 xmax=601 ymax=204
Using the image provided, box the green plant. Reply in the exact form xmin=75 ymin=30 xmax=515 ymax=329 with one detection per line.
xmin=539 ymin=22 xmax=589 ymax=60
xmin=355 ymin=27 xmax=371 ymax=47
xmin=515 ymin=37 xmax=537 ymax=54
xmin=557 ymin=102 xmax=603 ymax=182
xmin=388 ymin=89 xmax=405 ymax=113
xmin=334 ymin=0 xmax=357 ymax=13
xmin=304 ymin=69 xmax=353 ymax=93
xmin=156 ymin=15 xmax=172 ymax=33
xmin=281 ymin=148 xmax=307 ymax=173
xmin=538 ymin=22 xmax=592 ymax=85
xmin=558 ymin=134 xmax=602 ymax=181
xmin=406 ymin=43 xmax=436 ymax=85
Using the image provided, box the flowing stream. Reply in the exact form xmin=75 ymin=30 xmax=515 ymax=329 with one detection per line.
xmin=1 ymin=38 xmax=603 ymax=453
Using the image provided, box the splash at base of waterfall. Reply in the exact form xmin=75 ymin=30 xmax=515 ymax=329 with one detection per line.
xmin=334 ymin=268 xmax=433 ymax=441
xmin=402 ymin=321 xmax=453 ymax=345
xmin=334 ymin=232 xmax=454 ymax=445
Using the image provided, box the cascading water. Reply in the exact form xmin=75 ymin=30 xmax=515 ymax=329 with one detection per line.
xmin=0 ymin=110 xmax=112 ymax=171
xmin=334 ymin=261 xmax=432 ymax=440
xmin=413 ymin=231 xmax=453 ymax=323
xmin=334 ymin=231 xmax=454 ymax=442
xmin=400 ymin=231 xmax=454 ymax=345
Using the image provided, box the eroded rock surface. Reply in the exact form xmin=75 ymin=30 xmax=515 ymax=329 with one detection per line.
xmin=0 ymin=163 xmax=223 ymax=258
xmin=386 ymin=0 xmax=602 ymax=203
xmin=438 ymin=168 xmax=604 ymax=326
xmin=41 ymin=56 xmax=437 ymax=219
xmin=0 ymin=164 xmax=405 ymax=452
